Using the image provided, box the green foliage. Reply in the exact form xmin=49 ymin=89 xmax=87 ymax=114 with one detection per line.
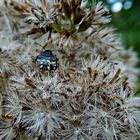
xmin=111 ymin=0 xmax=140 ymax=59
xmin=110 ymin=0 xmax=140 ymax=95
xmin=83 ymin=0 xmax=95 ymax=10
xmin=86 ymin=0 xmax=140 ymax=94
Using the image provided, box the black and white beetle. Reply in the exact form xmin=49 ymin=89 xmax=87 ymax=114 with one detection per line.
xmin=35 ymin=50 xmax=58 ymax=71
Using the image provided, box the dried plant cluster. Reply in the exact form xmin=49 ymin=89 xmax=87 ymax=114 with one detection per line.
xmin=0 ymin=0 xmax=140 ymax=140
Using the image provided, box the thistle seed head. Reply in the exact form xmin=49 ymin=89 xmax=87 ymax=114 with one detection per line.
xmin=0 ymin=0 xmax=140 ymax=140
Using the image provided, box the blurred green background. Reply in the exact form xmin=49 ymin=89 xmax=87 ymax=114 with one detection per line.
xmin=104 ymin=0 xmax=140 ymax=60
xmin=86 ymin=0 xmax=140 ymax=94
xmin=104 ymin=0 xmax=140 ymax=94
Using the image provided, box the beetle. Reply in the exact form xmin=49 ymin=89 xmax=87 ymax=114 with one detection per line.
xmin=35 ymin=50 xmax=58 ymax=71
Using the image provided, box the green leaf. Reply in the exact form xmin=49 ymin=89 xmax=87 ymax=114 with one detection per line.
xmin=52 ymin=23 xmax=62 ymax=32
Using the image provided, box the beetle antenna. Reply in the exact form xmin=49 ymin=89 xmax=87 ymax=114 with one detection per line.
xmin=35 ymin=42 xmax=43 ymax=48
xmin=35 ymin=41 xmax=59 ymax=52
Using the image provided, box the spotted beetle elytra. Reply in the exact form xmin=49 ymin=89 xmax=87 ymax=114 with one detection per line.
xmin=35 ymin=50 xmax=58 ymax=72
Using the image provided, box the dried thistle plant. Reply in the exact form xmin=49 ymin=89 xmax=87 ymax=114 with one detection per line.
xmin=0 ymin=0 xmax=140 ymax=140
